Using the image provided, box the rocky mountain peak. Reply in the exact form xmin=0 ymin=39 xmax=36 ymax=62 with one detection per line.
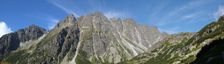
xmin=123 ymin=18 xmax=137 ymax=26
xmin=0 ymin=25 xmax=46 ymax=60
xmin=89 ymin=12 xmax=105 ymax=17
xmin=218 ymin=15 xmax=224 ymax=22
xmin=54 ymin=14 xmax=77 ymax=29
xmin=86 ymin=12 xmax=108 ymax=21
xmin=24 ymin=24 xmax=46 ymax=31
xmin=12 ymin=24 xmax=47 ymax=42
xmin=65 ymin=14 xmax=76 ymax=22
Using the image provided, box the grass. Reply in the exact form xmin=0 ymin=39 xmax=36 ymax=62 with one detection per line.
xmin=4 ymin=50 xmax=30 ymax=64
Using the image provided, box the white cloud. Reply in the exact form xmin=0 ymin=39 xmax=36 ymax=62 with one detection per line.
xmin=0 ymin=22 xmax=12 ymax=37
xmin=214 ymin=6 xmax=224 ymax=19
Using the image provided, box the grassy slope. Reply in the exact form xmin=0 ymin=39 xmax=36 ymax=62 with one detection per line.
xmin=125 ymin=17 xmax=224 ymax=64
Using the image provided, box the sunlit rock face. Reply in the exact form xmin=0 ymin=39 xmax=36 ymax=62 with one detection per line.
xmin=0 ymin=12 xmax=166 ymax=64
xmin=74 ymin=12 xmax=166 ymax=63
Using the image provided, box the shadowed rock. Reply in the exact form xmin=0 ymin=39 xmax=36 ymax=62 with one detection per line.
xmin=0 ymin=25 xmax=46 ymax=60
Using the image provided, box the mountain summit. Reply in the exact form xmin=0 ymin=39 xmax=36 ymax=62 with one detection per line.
xmin=54 ymin=14 xmax=77 ymax=29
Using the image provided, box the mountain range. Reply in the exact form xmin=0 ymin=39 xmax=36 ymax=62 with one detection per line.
xmin=0 ymin=12 xmax=224 ymax=64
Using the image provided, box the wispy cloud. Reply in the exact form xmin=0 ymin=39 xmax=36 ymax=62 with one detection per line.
xmin=214 ymin=5 xmax=224 ymax=19
xmin=154 ymin=0 xmax=214 ymax=33
xmin=38 ymin=15 xmax=60 ymax=30
xmin=180 ymin=12 xmax=203 ymax=21
xmin=158 ymin=27 xmax=180 ymax=34
xmin=0 ymin=21 xmax=12 ymax=37
xmin=157 ymin=11 xmax=205 ymax=34
xmin=148 ymin=1 xmax=169 ymax=18
xmin=48 ymin=0 xmax=79 ymax=17
xmin=156 ymin=0 xmax=211 ymax=22
xmin=167 ymin=0 xmax=212 ymax=17
xmin=47 ymin=18 xmax=59 ymax=30
xmin=182 ymin=14 xmax=197 ymax=20
xmin=104 ymin=11 xmax=128 ymax=18
xmin=155 ymin=0 xmax=212 ymax=26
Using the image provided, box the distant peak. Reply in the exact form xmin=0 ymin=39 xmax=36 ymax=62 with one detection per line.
xmin=52 ymin=14 xmax=77 ymax=30
xmin=26 ymin=24 xmax=45 ymax=30
xmin=66 ymin=14 xmax=76 ymax=21
xmin=20 ymin=25 xmax=47 ymax=34
xmin=124 ymin=18 xmax=135 ymax=21
xmin=67 ymin=14 xmax=75 ymax=18
xmin=220 ymin=15 xmax=224 ymax=19
xmin=89 ymin=12 xmax=105 ymax=17
xmin=28 ymin=24 xmax=40 ymax=28
xmin=218 ymin=15 xmax=224 ymax=22
xmin=123 ymin=18 xmax=136 ymax=25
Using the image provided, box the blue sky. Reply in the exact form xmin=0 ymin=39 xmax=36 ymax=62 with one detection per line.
xmin=0 ymin=0 xmax=224 ymax=36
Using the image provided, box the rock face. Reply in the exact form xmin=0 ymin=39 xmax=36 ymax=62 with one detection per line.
xmin=0 ymin=25 xmax=46 ymax=60
xmin=73 ymin=12 xmax=166 ymax=64
xmin=1 ymin=12 xmax=166 ymax=64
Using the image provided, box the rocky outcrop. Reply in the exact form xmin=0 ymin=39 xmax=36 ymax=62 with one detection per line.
xmin=0 ymin=25 xmax=46 ymax=60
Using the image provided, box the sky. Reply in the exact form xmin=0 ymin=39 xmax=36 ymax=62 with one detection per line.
xmin=0 ymin=0 xmax=224 ymax=37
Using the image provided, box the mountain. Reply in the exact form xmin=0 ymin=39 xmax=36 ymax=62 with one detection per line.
xmin=1 ymin=12 xmax=224 ymax=64
xmin=0 ymin=25 xmax=46 ymax=60
xmin=0 ymin=12 xmax=166 ymax=64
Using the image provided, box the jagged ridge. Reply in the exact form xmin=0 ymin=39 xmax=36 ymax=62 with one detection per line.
xmin=1 ymin=12 xmax=166 ymax=64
